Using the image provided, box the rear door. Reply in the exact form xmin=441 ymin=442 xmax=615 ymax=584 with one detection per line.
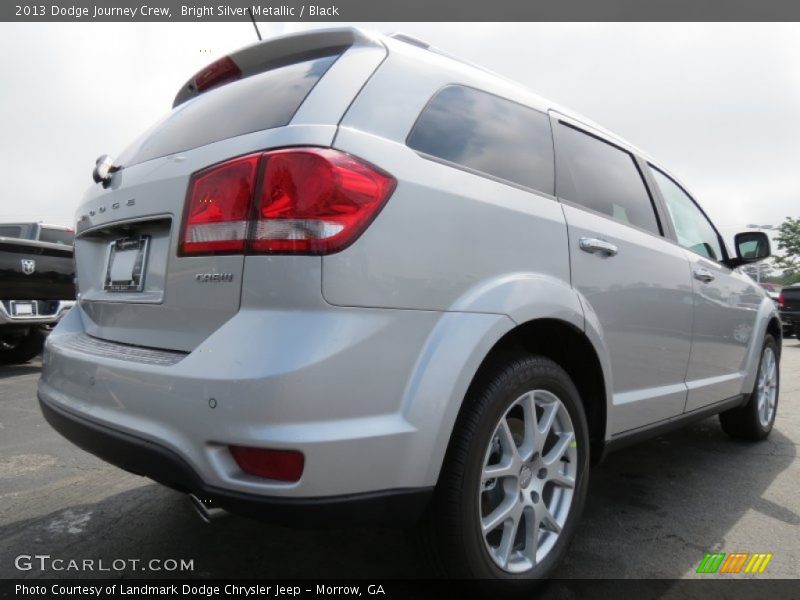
xmin=552 ymin=115 xmax=694 ymax=434
xmin=647 ymin=165 xmax=759 ymax=411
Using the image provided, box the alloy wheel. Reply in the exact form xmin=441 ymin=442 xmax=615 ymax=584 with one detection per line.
xmin=756 ymin=346 xmax=778 ymax=428
xmin=478 ymin=389 xmax=577 ymax=573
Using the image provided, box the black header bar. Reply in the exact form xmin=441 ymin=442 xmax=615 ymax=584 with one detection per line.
xmin=5 ymin=0 xmax=800 ymax=22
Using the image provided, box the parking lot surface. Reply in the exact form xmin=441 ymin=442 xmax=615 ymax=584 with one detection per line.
xmin=1 ymin=340 xmax=798 ymax=579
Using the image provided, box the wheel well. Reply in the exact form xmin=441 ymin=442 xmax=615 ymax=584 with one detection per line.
xmin=464 ymin=318 xmax=607 ymax=456
xmin=767 ymin=317 xmax=782 ymax=357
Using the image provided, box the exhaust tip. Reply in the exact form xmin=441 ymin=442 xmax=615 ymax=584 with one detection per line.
xmin=188 ymin=493 xmax=227 ymax=523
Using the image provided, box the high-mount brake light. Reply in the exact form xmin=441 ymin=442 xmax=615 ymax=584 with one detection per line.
xmin=193 ymin=56 xmax=242 ymax=93
xmin=179 ymin=148 xmax=396 ymax=256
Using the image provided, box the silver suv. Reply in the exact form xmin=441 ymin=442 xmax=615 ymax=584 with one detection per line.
xmin=39 ymin=28 xmax=781 ymax=581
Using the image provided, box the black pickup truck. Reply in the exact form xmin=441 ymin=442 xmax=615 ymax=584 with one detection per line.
xmin=0 ymin=223 xmax=76 ymax=364
xmin=780 ymin=285 xmax=800 ymax=338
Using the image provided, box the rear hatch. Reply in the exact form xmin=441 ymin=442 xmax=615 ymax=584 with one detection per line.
xmin=73 ymin=28 xmax=385 ymax=352
xmin=0 ymin=238 xmax=74 ymax=301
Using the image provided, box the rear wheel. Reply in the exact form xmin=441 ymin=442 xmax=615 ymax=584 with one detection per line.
xmin=0 ymin=329 xmax=45 ymax=365
xmin=794 ymin=324 xmax=800 ymax=339
xmin=720 ymin=335 xmax=779 ymax=440
xmin=425 ymin=354 xmax=589 ymax=583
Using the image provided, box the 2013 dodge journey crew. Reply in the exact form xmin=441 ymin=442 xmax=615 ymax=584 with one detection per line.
xmin=38 ymin=28 xmax=782 ymax=581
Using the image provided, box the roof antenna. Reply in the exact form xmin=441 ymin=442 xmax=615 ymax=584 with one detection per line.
xmin=247 ymin=8 xmax=262 ymax=41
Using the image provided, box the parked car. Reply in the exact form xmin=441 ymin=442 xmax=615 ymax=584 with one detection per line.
xmin=778 ymin=284 xmax=800 ymax=338
xmin=0 ymin=223 xmax=75 ymax=364
xmin=38 ymin=29 xmax=781 ymax=584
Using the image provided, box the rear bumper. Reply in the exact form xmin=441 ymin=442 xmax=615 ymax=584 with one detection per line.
xmin=39 ymin=393 xmax=431 ymax=525
xmin=39 ymin=295 xmax=509 ymax=513
xmin=0 ymin=300 xmax=74 ymax=327
xmin=780 ymin=310 xmax=799 ymax=327
xmin=38 ymin=304 xmax=440 ymax=499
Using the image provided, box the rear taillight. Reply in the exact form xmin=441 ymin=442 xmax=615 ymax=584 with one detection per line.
xmin=229 ymin=446 xmax=305 ymax=482
xmin=180 ymin=154 xmax=259 ymax=255
xmin=179 ymin=148 xmax=395 ymax=256
xmin=193 ymin=56 xmax=242 ymax=93
xmin=252 ymin=149 xmax=396 ymax=254
xmin=777 ymin=291 xmax=784 ymax=309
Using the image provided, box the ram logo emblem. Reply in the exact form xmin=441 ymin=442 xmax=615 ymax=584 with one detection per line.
xmin=21 ymin=259 xmax=36 ymax=275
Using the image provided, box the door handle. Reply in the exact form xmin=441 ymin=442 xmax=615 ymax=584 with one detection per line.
xmin=693 ymin=267 xmax=715 ymax=283
xmin=579 ymin=237 xmax=618 ymax=257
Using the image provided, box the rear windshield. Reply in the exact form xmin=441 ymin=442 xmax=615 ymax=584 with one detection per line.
xmin=117 ymin=51 xmax=341 ymax=167
xmin=0 ymin=225 xmax=23 ymax=238
xmin=39 ymin=228 xmax=74 ymax=245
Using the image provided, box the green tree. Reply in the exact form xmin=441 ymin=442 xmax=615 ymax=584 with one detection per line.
xmin=773 ymin=216 xmax=800 ymax=283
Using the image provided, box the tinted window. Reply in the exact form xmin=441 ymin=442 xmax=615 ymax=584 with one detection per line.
xmin=39 ymin=228 xmax=74 ymax=246
xmin=556 ymin=124 xmax=660 ymax=234
xmin=0 ymin=226 xmax=22 ymax=238
xmin=117 ymin=53 xmax=340 ymax=167
xmin=407 ymin=85 xmax=554 ymax=194
xmin=650 ymin=167 xmax=723 ymax=261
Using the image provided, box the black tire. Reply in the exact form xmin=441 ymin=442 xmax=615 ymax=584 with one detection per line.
xmin=423 ymin=354 xmax=590 ymax=584
xmin=794 ymin=324 xmax=800 ymax=339
xmin=719 ymin=334 xmax=779 ymax=441
xmin=0 ymin=329 xmax=46 ymax=365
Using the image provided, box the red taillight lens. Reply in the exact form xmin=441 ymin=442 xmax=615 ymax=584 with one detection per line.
xmin=193 ymin=56 xmax=242 ymax=93
xmin=180 ymin=154 xmax=260 ymax=255
xmin=251 ymin=149 xmax=396 ymax=254
xmin=778 ymin=291 xmax=784 ymax=309
xmin=179 ymin=148 xmax=395 ymax=256
xmin=229 ymin=446 xmax=305 ymax=482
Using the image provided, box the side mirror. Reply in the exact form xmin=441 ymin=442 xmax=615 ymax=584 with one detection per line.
xmin=727 ymin=231 xmax=771 ymax=268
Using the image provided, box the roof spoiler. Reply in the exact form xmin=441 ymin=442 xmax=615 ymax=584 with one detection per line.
xmin=173 ymin=27 xmax=383 ymax=108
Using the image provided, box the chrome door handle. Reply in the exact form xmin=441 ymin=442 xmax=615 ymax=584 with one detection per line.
xmin=579 ymin=237 xmax=618 ymax=257
xmin=693 ymin=267 xmax=715 ymax=283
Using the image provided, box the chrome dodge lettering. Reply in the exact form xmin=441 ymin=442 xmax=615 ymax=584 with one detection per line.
xmin=194 ymin=273 xmax=234 ymax=283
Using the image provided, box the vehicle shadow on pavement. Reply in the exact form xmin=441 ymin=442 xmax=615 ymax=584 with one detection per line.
xmin=0 ymin=418 xmax=795 ymax=579
xmin=557 ymin=419 xmax=797 ymax=578
xmin=0 ymin=363 xmax=41 ymax=380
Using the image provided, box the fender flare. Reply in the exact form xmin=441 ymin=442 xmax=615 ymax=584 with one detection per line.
xmin=398 ymin=272 xmax=614 ymax=485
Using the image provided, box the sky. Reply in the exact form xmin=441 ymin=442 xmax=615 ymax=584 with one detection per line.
xmin=1 ymin=22 xmax=798 ymax=248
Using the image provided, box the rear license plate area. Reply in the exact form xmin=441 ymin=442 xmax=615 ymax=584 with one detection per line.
xmin=104 ymin=236 xmax=150 ymax=292
xmin=11 ymin=301 xmax=36 ymax=316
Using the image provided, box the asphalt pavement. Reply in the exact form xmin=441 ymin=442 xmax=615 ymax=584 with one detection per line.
xmin=1 ymin=340 xmax=798 ymax=579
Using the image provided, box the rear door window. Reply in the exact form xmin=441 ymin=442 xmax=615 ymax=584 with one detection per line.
xmin=117 ymin=52 xmax=342 ymax=167
xmin=407 ymin=85 xmax=554 ymax=195
xmin=555 ymin=123 xmax=661 ymax=235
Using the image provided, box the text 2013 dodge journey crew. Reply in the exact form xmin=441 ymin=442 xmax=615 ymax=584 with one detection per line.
xmin=38 ymin=28 xmax=781 ymax=582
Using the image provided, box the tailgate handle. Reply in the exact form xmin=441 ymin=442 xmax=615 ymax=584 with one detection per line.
xmin=579 ymin=237 xmax=618 ymax=257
